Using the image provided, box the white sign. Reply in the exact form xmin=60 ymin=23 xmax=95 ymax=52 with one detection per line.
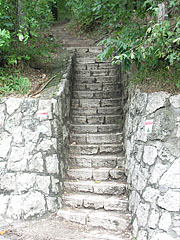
xmin=145 ymin=120 xmax=153 ymax=134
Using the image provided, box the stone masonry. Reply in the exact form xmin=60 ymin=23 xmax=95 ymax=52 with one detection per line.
xmin=57 ymin=47 xmax=131 ymax=239
xmin=0 ymin=56 xmax=74 ymax=220
xmin=124 ymin=88 xmax=180 ymax=240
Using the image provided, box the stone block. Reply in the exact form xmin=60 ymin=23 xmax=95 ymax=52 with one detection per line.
xmin=7 ymin=147 xmax=27 ymax=171
xmin=87 ymin=116 xmax=104 ymax=124
xmin=105 ymin=115 xmax=121 ymax=124
xmin=72 ymin=116 xmax=86 ymax=124
xmin=0 ymin=195 xmax=9 ymax=215
xmin=109 ymin=169 xmax=126 ymax=180
xmin=146 ymin=92 xmax=169 ymax=114
xmin=104 ymin=197 xmax=128 ymax=211
xmin=64 ymin=181 xmax=93 ymax=193
xmin=97 ymin=124 xmax=121 ymax=133
xmin=70 ymin=144 xmax=99 ymax=155
xmin=101 ymin=99 xmax=120 ymax=107
xmin=99 ymin=144 xmax=123 ymax=154
xmin=16 ymin=173 xmax=36 ymax=192
xmin=29 ymin=153 xmax=44 ymax=172
xmin=46 ymin=154 xmax=59 ymax=174
xmin=91 ymin=70 xmax=109 ymax=77
xmin=70 ymin=133 xmax=87 ymax=144
xmin=63 ymin=194 xmax=84 ymax=208
xmin=143 ymin=145 xmax=157 ymax=165
xmin=87 ymin=133 xmax=122 ymax=144
xmin=93 ymin=168 xmax=109 ymax=181
xmin=0 ymin=133 xmax=12 ymax=159
xmin=71 ymin=107 xmax=97 ymax=116
xmin=71 ymin=124 xmax=98 ymax=133
xmin=87 ymin=211 xmax=129 ymax=231
xmin=6 ymin=98 xmax=22 ymax=115
xmin=67 ymin=168 xmax=93 ymax=180
xmin=159 ymin=211 xmax=172 ymax=231
xmin=91 ymin=156 xmax=117 ymax=168
xmin=170 ymin=95 xmax=180 ymax=108
xmin=96 ymin=76 xmax=118 ymax=83
xmin=35 ymin=176 xmax=51 ymax=195
xmin=80 ymin=99 xmax=101 ymax=108
xmin=157 ymin=190 xmax=180 ymax=211
xmin=73 ymin=91 xmax=94 ymax=99
xmin=142 ymin=187 xmax=159 ymax=203
xmin=83 ymin=195 xmax=104 ymax=209
xmin=159 ymin=158 xmax=180 ymax=189
xmin=68 ymin=156 xmax=92 ymax=168
xmin=93 ymin=182 xmax=126 ymax=195
xmin=148 ymin=209 xmax=160 ymax=229
xmin=136 ymin=203 xmax=150 ymax=227
xmin=151 ymin=233 xmax=174 ymax=240
xmin=57 ymin=209 xmax=88 ymax=225
xmin=86 ymin=83 xmax=102 ymax=91
xmin=71 ymin=99 xmax=80 ymax=107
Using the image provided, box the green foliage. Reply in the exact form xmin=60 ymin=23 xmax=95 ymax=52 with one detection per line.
xmin=68 ymin=0 xmax=180 ymax=89
xmin=0 ymin=0 xmax=56 ymax=95
xmin=0 ymin=70 xmax=30 ymax=95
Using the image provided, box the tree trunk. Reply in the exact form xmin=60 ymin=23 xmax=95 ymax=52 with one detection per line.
xmin=158 ymin=2 xmax=167 ymax=22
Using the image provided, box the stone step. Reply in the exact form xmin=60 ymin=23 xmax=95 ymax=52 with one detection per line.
xmin=71 ymin=106 xmax=122 ymax=115
xmin=72 ymin=90 xmax=121 ymax=99
xmin=75 ymin=69 xmax=117 ymax=77
xmin=71 ymin=98 xmax=121 ymax=108
xmin=68 ymin=155 xmax=125 ymax=168
xmin=75 ymin=63 xmax=117 ymax=71
xmin=64 ymin=181 xmax=126 ymax=196
xmin=74 ymin=76 xmax=119 ymax=84
xmin=73 ymin=83 xmax=121 ymax=91
xmin=72 ymin=115 xmax=122 ymax=125
xmin=62 ymin=193 xmax=128 ymax=212
xmin=66 ymin=167 xmax=126 ymax=181
xmin=76 ymin=58 xmax=112 ymax=64
xmin=70 ymin=123 xmax=121 ymax=133
xmin=69 ymin=144 xmax=123 ymax=155
xmin=70 ymin=133 xmax=123 ymax=144
xmin=75 ymin=46 xmax=103 ymax=54
xmin=57 ymin=208 xmax=130 ymax=231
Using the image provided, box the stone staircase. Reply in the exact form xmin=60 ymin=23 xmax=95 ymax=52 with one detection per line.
xmin=57 ymin=44 xmax=131 ymax=239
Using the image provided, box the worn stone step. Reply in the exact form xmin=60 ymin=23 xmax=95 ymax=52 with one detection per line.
xmin=68 ymin=155 xmax=125 ymax=168
xmin=72 ymin=115 xmax=122 ymax=125
xmin=63 ymin=193 xmax=128 ymax=212
xmin=76 ymin=58 xmax=112 ymax=64
xmin=67 ymin=167 xmax=126 ymax=181
xmin=71 ymin=106 xmax=122 ymax=115
xmin=74 ymin=76 xmax=119 ymax=84
xmin=71 ymin=99 xmax=121 ymax=108
xmin=75 ymin=69 xmax=117 ymax=77
xmin=70 ymin=123 xmax=121 ymax=133
xmin=72 ymin=90 xmax=121 ymax=99
xmin=69 ymin=143 xmax=123 ymax=155
xmin=73 ymin=83 xmax=121 ymax=91
xmin=64 ymin=180 xmax=126 ymax=195
xmin=57 ymin=208 xmax=130 ymax=231
xmin=75 ymin=46 xmax=103 ymax=54
xmin=75 ymin=63 xmax=117 ymax=71
xmin=70 ymin=133 xmax=123 ymax=144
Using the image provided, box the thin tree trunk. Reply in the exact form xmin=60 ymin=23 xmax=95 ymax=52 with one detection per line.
xmin=158 ymin=2 xmax=167 ymax=22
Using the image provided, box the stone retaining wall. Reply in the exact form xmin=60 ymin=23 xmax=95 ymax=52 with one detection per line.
xmin=124 ymin=88 xmax=180 ymax=240
xmin=0 ymin=55 xmax=74 ymax=220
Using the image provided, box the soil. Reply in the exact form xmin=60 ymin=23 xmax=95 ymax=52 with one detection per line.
xmin=1 ymin=214 xmax=129 ymax=240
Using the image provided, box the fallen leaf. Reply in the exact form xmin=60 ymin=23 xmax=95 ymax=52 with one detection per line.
xmin=0 ymin=230 xmax=6 ymax=235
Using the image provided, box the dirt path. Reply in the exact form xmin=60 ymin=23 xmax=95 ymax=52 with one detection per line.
xmin=1 ymin=214 xmax=129 ymax=240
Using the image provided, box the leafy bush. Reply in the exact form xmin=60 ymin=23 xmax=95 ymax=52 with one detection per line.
xmin=0 ymin=70 xmax=31 ymax=95
xmin=0 ymin=0 xmax=56 ymax=95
